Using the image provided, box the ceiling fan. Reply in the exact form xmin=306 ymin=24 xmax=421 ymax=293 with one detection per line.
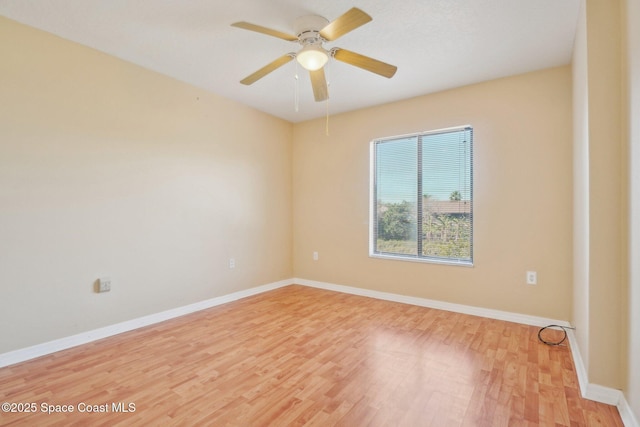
xmin=231 ymin=7 xmax=397 ymax=102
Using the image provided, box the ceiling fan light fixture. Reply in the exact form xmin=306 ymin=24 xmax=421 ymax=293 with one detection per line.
xmin=296 ymin=44 xmax=328 ymax=71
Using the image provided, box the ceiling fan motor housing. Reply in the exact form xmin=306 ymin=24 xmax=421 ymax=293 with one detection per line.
xmin=294 ymin=15 xmax=329 ymax=46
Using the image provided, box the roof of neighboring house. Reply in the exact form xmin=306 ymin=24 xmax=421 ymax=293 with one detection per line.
xmin=424 ymin=199 xmax=471 ymax=214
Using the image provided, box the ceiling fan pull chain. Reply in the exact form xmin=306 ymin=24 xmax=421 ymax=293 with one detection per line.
xmin=325 ymin=60 xmax=330 ymax=136
xmin=294 ymin=61 xmax=300 ymax=112
xmin=325 ymin=97 xmax=330 ymax=136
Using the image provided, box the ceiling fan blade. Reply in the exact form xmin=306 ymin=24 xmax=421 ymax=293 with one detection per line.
xmin=231 ymin=22 xmax=298 ymax=42
xmin=309 ymin=68 xmax=328 ymax=102
xmin=319 ymin=7 xmax=372 ymax=41
xmin=333 ymin=48 xmax=397 ymax=78
xmin=240 ymin=54 xmax=294 ymax=85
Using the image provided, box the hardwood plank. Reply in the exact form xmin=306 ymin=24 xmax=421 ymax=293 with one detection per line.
xmin=0 ymin=285 xmax=624 ymax=426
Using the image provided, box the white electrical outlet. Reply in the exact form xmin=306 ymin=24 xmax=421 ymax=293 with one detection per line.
xmin=313 ymin=251 xmax=319 ymax=261
xmin=229 ymin=258 xmax=235 ymax=269
xmin=526 ymin=271 xmax=537 ymax=285
xmin=98 ymin=277 xmax=111 ymax=293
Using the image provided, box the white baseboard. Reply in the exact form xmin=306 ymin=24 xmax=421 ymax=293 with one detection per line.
xmin=566 ymin=329 xmax=639 ymax=427
xmin=293 ymin=278 xmax=571 ymax=328
xmin=3 ymin=277 xmax=637 ymax=426
xmin=0 ymin=279 xmax=291 ymax=368
xmin=619 ymin=395 xmax=640 ymax=427
xmin=294 ymin=278 xmax=638 ymax=427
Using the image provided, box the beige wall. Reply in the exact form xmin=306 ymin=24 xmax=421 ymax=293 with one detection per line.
xmin=585 ymin=0 xmax=624 ymax=390
xmin=1 ymin=6 xmax=636 ymax=419
xmin=572 ymin=0 xmax=591 ymax=373
xmin=0 ymin=17 xmax=293 ymax=353
xmin=293 ymin=66 xmax=573 ymax=321
xmin=2 ymin=4 xmax=636 ymax=418
xmin=624 ymin=0 xmax=640 ymax=420
xmin=572 ymin=0 xmax=625 ymax=391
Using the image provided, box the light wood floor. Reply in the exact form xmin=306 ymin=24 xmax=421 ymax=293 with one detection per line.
xmin=0 ymin=285 xmax=623 ymax=426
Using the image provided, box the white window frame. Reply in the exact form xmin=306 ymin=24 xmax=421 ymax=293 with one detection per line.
xmin=369 ymin=125 xmax=473 ymax=266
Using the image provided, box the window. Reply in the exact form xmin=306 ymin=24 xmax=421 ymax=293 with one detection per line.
xmin=370 ymin=126 xmax=473 ymax=265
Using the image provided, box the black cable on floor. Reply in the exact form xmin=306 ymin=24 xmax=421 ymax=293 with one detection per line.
xmin=537 ymin=324 xmax=575 ymax=346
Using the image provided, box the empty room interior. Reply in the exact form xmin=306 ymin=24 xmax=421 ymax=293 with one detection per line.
xmin=1 ymin=0 xmax=639 ymax=425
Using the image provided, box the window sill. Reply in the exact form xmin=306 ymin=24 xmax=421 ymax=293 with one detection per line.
xmin=369 ymin=252 xmax=474 ymax=267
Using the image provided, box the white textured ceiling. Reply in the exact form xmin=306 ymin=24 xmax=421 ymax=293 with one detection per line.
xmin=0 ymin=0 xmax=580 ymax=123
